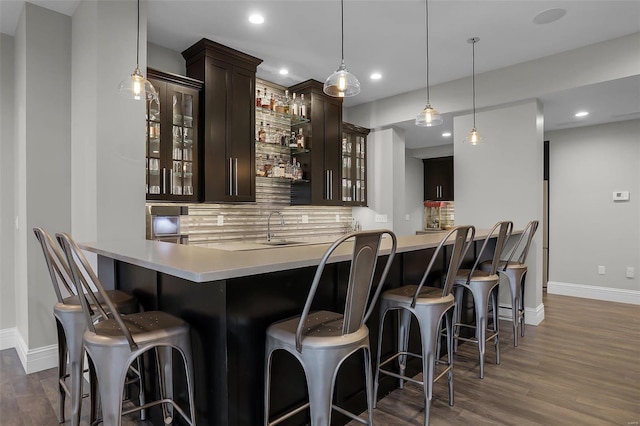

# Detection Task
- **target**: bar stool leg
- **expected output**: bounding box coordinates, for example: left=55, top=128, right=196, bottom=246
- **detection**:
left=452, top=286, right=464, bottom=354
left=418, top=312, right=438, bottom=426
left=363, top=347, right=374, bottom=426
left=55, top=321, right=67, bottom=424
left=304, top=353, right=337, bottom=426
left=520, top=271, right=527, bottom=337
left=156, top=346, right=174, bottom=423
left=471, top=287, right=490, bottom=379
left=444, top=309, right=454, bottom=406
left=491, top=287, right=500, bottom=365
left=397, top=309, right=412, bottom=390
left=90, top=350, right=130, bottom=426
left=373, top=308, right=389, bottom=408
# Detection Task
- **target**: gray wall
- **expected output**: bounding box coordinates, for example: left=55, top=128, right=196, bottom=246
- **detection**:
left=14, top=3, right=72, bottom=350
left=148, top=42, right=186, bottom=76
left=547, top=120, right=639, bottom=295
left=0, top=33, right=16, bottom=332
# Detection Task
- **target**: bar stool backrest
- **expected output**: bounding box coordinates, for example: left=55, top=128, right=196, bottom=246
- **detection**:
left=295, top=230, right=397, bottom=352
left=503, top=220, right=539, bottom=269
left=56, top=232, right=139, bottom=351
left=33, top=227, right=78, bottom=303
left=466, top=221, right=513, bottom=281
left=412, top=225, right=475, bottom=308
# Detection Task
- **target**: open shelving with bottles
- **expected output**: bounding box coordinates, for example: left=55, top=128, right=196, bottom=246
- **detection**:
left=255, top=78, right=311, bottom=183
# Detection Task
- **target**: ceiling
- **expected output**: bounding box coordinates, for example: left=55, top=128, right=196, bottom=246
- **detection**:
left=2, top=0, right=639, bottom=148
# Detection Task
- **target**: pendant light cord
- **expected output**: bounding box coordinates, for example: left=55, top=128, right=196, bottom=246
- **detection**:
left=341, top=0, right=345, bottom=62
left=472, top=39, right=476, bottom=128
left=425, top=0, right=430, bottom=103
left=136, top=0, right=140, bottom=67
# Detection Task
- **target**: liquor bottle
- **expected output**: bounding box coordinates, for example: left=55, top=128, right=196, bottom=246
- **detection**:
left=296, top=128, right=305, bottom=149
left=275, top=95, right=285, bottom=114
left=291, top=93, right=299, bottom=117
left=256, top=89, right=262, bottom=107
left=300, top=94, right=307, bottom=118
left=262, top=87, right=270, bottom=109
left=289, top=131, right=298, bottom=149
left=283, top=90, right=291, bottom=115
left=280, top=129, right=288, bottom=146
left=296, top=161, right=304, bottom=180
left=266, top=123, right=271, bottom=143
left=258, top=122, right=266, bottom=142
left=270, top=93, right=275, bottom=111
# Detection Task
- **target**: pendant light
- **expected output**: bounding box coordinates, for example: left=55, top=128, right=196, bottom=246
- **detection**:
left=464, top=37, right=482, bottom=145
left=117, top=0, right=157, bottom=101
left=415, top=0, right=442, bottom=127
left=323, top=0, right=360, bottom=98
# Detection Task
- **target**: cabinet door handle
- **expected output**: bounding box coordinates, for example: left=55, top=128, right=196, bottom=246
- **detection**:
left=330, top=170, right=334, bottom=200
left=325, top=170, right=330, bottom=200
left=162, top=168, right=167, bottom=194
left=352, top=185, right=356, bottom=202
left=234, top=158, right=238, bottom=196
left=228, top=158, right=233, bottom=196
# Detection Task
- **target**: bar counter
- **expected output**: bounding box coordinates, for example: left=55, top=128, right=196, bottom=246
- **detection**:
left=84, top=229, right=508, bottom=426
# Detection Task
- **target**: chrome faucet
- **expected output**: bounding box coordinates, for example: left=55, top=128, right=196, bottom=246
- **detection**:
left=267, top=211, right=285, bottom=242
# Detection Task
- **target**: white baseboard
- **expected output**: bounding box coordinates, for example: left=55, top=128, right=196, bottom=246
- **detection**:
left=0, top=328, right=16, bottom=350
left=498, top=302, right=545, bottom=326
left=14, top=331, right=58, bottom=374
left=547, top=281, right=640, bottom=305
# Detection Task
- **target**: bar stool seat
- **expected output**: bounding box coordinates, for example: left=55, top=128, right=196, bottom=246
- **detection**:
left=480, top=220, right=539, bottom=347
left=265, top=230, right=397, bottom=426
left=452, top=221, right=513, bottom=379
left=374, top=226, right=474, bottom=426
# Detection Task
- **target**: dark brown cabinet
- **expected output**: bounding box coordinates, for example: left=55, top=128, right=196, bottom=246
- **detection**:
left=183, top=39, right=262, bottom=202
left=289, top=80, right=343, bottom=206
left=145, top=68, right=202, bottom=202
left=423, top=156, right=454, bottom=201
left=341, top=123, right=369, bottom=206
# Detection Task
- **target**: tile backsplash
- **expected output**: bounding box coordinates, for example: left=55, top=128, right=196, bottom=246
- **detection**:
left=148, top=177, right=353, bottom=245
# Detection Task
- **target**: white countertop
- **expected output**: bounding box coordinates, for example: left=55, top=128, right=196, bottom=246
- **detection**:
left=81, top=229, right=504, bottom=283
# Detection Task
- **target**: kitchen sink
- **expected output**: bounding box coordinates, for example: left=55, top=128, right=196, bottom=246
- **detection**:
left=259, top=240, right=303, bottom=246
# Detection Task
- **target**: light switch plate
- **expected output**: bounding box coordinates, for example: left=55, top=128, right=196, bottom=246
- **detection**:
left=627, top=267, right=635, bottom=278
left=375, top=214, right=388, bottom=223
left=613, top=191, right=630, bottom=201
left=598, top=265, right=605, bottom=275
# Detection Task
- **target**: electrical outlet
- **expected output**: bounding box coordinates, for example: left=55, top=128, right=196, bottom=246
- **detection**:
left=405, top=214, right=410, bottom=221
left=626, top=267, right=635, bottom=278
left=598, top=265, right=605, bottom=275
left=375, top=214, right=388, bottom=223
left=301, top=215, right=309, bottom=224
left=217, top=215, right=224, bottom=226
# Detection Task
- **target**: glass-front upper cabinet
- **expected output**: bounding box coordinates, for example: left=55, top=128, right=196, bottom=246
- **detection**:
left=341, top=122, right=370, bottom=206
left=146, top=68, right=202, bottom=202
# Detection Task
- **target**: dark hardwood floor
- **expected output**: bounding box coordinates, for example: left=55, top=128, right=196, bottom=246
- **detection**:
left=0, top=293, right=638, bottom=425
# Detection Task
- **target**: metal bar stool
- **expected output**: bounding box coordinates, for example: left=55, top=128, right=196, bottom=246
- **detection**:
left=374, top=226, right=474, bottom=426
left=33, top=228, right=142, bottom=426
left=452, top=221, right=513, bottom=378
left=264, top=230, right=397, bottom=426
left=480, top=220, right=539, bottom=346
left=56, top=232, right=196, bottom=426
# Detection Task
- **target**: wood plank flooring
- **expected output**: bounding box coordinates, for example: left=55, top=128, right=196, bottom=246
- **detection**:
left=349, top=293, right=640, bottom=426
left=0, top=294, right=638, bottom=425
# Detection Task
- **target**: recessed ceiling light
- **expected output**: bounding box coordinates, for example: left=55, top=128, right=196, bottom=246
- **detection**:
left=442, top=132, right=452, bottom=137
left=370, top=72, right=382, bottom=80
left=533, top=8, right=566, bottom=25
left=249, top=14, right=264, bottom=24
left=575, top=111, right=589, bottom=117
left=279, top=69, right=289, bottom=75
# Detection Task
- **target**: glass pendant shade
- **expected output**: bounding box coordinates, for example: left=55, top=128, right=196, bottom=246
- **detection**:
left=118, top=66, right=157, bottom=101
left=415, top=103, right=443, bottom=127
left=464, top=127, right=483, bottom=145
left=117, top=0, right=157, bottom=102
left=324, top=61, right=361, bottom=98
